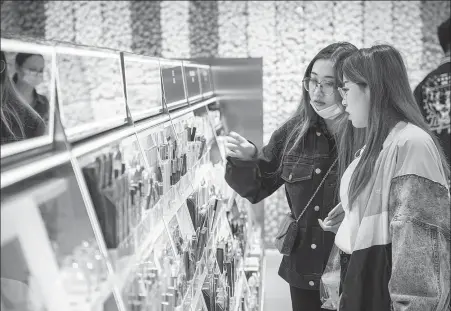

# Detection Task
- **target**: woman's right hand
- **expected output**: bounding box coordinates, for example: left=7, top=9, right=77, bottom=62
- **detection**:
left=224, top=131, right=257, bottom=161
left=318, top=202, right=345, bottom=234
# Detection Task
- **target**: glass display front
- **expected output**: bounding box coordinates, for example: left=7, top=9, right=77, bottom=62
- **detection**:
left=0, top=38, right=56, bottom=158
left=160, top=60, right=187, bottom=110
left=182, top=63, right=202, bottom=103
left=199, top=66, right=213, bottom=98
left=0, top=163, right=115, bottom=311
left=123, top=54, right=163, bottom=121
left=55, top=46, right=127, bottom=142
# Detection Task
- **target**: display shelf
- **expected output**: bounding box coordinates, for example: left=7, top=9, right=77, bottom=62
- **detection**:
left=116, top=221, right=166, bottom=293
left=168, top=96, right=218, bottom=120
left=66, top=272, right=114, bottom=311
left=232, top=272, right=246, bottom=311
left=1, top=35, right=265, bottom=311
left=187, top=206, right=225, bottom=311
left=191, top=268, right=208, bottom=311
left=70, top=126, right=137, bottom=158
left=0, top=151, right=71, bottom=189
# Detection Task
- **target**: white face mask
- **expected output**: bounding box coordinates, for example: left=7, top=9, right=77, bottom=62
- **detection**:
left=310, top=102, right=344, bottom=120
left=23, top=74, right=43, bottom=88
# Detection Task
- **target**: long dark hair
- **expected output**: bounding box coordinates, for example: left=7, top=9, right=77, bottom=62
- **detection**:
left=1, top=51, right=43, bottom=140
left=279, top=42, right=364, bottom=178
left=1, top=51, right=25, bottom=139
left=341, top=44, right=450, bottom=209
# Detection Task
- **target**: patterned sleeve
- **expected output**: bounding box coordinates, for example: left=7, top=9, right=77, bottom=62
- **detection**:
left=388, top=134, right=450, bottom=311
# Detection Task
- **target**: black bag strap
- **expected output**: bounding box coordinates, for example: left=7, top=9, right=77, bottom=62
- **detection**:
left=295, top=158, right=338, bottom=222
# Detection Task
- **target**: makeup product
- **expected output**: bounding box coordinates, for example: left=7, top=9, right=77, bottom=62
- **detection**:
left=196, top=227, right=208, bottom=261
left=190, top=127, right=197, bottom=141
left=198, top=137, right=206, bottom=160
left=186, top=195, right=197, bottom=229
left=225, top=286, right=231, bottom=311
left=216, top=244, right=224, bottom=274
left=113, top=150, right=122, bottom=179
left=225, top=262, right=233, bottom=296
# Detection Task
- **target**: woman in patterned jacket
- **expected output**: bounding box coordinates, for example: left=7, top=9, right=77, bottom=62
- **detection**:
left=321, top=44, right=450, bottom=311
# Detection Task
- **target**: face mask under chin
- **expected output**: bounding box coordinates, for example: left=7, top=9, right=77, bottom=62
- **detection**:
left=311, top=102, right=344, bottom=120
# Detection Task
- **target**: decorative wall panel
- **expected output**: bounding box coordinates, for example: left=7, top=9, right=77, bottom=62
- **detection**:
left=73, top=1, right=103, bottom=47
left=101, top=1, right=132, bottom=52
left=363, top=1, right=394, bottom=46
left=1, top=1, right=21, bottom=36
left=303, top=1, right=335, bottom=63
left=247, top=1, right=277, bottom=144
left=189, top=1, right=219, bottom=58
left=393, top=1, right=423, bottom=89
left=275, top=1, right=304, bottom=119
left=45, top=1, right=76, bottom=42
left=161, top=1, right=190, bottom=58
left=1, top=0, right=46, bottom=38
left=218, top=1, right=248, bottom=57
left=333, top=1, right=364, bottom=48
left=247, top=1, right=283, bottom=247
left=130, top=0, right=162, bottom=56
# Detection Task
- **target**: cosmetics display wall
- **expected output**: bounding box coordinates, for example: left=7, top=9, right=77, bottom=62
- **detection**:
left=0, top=37, right=264, bottom=311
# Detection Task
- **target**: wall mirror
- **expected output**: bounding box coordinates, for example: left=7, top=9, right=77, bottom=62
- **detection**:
left=122, top=53, right=163, bottom=122
left=1, top=38, right=56, bottom=158
left=55, top=46, right=127, bottom=142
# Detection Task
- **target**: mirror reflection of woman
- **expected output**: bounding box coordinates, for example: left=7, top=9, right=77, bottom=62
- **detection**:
left=1, top=51, right=46, bottom=144
left=13, top=53, right=49, bottom=124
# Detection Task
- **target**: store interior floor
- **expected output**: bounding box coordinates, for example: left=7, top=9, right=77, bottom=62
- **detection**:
left=262, top=249, right=292, bottom=311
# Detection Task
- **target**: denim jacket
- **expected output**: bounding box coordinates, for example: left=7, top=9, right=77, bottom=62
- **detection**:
left=333, top=122, right=451, bottom=311
left=225, top=115, right=340, bottom=290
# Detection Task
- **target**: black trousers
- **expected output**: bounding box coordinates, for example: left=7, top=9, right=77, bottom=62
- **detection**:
left=289, top=286, right=330, bottom=311
left=339, top=251, right=351, bottom=295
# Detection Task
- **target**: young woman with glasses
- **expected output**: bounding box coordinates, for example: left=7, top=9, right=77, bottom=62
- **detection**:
left=224, top=42, right=364, bottom=311
left=322, top=44, right=450, bottom=311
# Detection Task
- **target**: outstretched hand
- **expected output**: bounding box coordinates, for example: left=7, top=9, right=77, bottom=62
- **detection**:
left=224, top=131, right=257, bottom=161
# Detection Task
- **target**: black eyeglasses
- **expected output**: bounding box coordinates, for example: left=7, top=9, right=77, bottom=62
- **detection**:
left=303, top=77, right=336, bottom=96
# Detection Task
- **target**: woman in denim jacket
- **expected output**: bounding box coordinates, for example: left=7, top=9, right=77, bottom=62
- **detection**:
left=224, top=42, right=363, bottom=311
left=321, top=45, right=450, bottom=311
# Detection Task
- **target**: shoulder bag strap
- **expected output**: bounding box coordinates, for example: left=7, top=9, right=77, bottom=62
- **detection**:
left=296, top=158, right=338, bottom=222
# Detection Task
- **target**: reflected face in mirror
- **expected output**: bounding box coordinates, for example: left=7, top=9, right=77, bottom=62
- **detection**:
left=1, top=49, right=51, bottom=147
left=15, top=54, right=45, bottom=89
